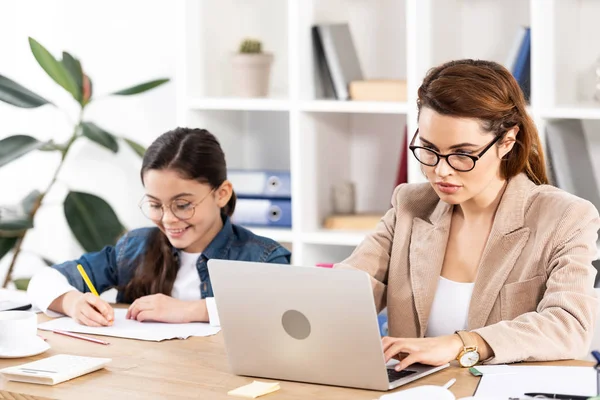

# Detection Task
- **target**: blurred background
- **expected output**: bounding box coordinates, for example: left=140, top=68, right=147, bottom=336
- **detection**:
left=2, top=0, right=600, bottom=296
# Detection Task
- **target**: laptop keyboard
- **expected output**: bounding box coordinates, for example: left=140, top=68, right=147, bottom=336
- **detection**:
left=387, top=368, right=416, bottom=382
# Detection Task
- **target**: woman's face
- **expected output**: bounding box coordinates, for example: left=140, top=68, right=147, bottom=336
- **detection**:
left=141, top=169, right=231, bottom=252
left=416, top=107, right=515, bottom=205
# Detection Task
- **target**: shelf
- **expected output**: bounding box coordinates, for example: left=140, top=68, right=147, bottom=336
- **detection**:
left=187, top=97, right=290, bottom=111
left=301, top=230, right=369, bottom=246
left=299, top=100, right=409, bottom=114
left=540, top=105, right=600, bottom=120
left=245, top=227, right=294, bottom=243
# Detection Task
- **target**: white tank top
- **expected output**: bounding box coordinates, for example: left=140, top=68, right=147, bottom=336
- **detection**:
left=425, top=276, right=475, bottom=337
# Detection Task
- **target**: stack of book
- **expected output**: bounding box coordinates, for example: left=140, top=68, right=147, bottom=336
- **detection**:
left=228, top=170, right=292, bottom=228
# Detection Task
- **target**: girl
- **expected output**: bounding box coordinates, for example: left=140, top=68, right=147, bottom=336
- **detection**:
left=336, top=59, right=600, bottom=369
left=28, top=127, right=291, bottom=326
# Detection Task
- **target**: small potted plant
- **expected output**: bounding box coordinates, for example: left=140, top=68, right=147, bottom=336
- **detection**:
left=232, top=38, right=273, bottom=98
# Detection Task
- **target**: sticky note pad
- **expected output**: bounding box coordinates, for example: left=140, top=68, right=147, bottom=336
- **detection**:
left=227, top=381, right=280, bottom=398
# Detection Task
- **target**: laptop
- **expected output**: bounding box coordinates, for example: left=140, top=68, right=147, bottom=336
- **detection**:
left=207, top=260, right=449, bottom=391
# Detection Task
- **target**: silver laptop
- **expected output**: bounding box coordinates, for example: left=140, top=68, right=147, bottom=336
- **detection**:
left=207, top=260, right=449, bottom=391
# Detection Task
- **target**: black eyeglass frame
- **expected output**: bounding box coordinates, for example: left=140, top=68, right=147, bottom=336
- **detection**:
left=408, top=128, right=504, bottom=172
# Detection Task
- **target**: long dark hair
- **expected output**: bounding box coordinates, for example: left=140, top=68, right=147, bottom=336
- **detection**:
left=417, top=59, right=548, bottom=185
left=122, top=127, right=236, bottom=302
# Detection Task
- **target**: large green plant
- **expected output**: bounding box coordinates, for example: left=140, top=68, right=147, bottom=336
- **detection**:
left=0, top=37, right=169, bottom=288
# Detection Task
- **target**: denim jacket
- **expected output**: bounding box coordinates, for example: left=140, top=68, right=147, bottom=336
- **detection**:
left=52, top=217, right=291, bottom=303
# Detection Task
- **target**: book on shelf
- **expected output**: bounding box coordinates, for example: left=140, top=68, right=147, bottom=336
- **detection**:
left=312, top=26, right=336, bottom=99
left=545, top=119, right=600, bottom=213
left=323, top=213, right=383, bottom=230
left=312, top=23, right=364, bottom=100
left=349, top=79, right=407, bottom=102
left=506, top=26, right=531, bottom=102
left=395, top=125, right=408, bottom=188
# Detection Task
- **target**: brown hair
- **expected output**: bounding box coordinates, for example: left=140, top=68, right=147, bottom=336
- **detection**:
left=122, top=127, right=236, bottom=302
left=417, top=59, right=548, bottom=185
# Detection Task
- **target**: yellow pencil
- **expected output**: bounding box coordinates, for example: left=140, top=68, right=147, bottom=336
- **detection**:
left=77, top=264, right=99, bottom=296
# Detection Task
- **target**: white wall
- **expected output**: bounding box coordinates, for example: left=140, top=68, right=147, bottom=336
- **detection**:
left=0, top=0, right=177, bottom=283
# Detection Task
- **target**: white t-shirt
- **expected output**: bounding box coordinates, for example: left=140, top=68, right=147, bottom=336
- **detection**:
left=27, top=250, right=219, bottom=325
left=425, top=276, right=475, bottom=337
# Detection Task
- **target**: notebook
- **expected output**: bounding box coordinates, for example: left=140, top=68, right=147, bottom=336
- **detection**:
left=227, top=381, right=281, bottom=398
left=0, top=354, right=111, bottom=385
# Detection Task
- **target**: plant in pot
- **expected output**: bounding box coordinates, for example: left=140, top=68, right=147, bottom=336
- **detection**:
left=232, top=38, right=273, bottom=98
left=0, top=37, right=170, bottom=290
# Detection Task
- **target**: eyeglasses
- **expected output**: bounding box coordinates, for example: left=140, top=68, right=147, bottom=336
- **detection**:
left=408, top=129, right=503, bottom=172
left=139, top=189, right=216, bottom=221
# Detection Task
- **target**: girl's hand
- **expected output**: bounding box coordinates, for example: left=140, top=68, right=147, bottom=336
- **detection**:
left=62, top=291, right=114, bottom=327
left=381, top=334, right=464, bottom=371
left=126, top=293, right=204, bottom=323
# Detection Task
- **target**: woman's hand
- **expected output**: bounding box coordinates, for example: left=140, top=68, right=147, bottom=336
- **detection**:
left=126, top=293, right=207, bottom=323
left=382, top=334, right=464, bottom=371
left=60, top=291, right=114, bottom=327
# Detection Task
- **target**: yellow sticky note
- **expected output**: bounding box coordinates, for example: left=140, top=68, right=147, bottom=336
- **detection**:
left=227, top=381, right=281, bottom=398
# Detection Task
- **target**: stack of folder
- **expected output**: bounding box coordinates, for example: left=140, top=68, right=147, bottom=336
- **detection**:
left=229, top=170, right=292, bottom=228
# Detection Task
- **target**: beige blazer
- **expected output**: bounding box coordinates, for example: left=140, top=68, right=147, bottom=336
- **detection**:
left=335, top=173, right=600, bottom=364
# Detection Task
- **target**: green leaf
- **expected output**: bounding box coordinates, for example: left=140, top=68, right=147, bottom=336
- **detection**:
left=0, top=135, right=46, bottom=167
left=112, top=78, right=169, bottom=96
left=22, top=190, right=42, bottom=215
left=123, top=138, right=146, bottom=158
left=64, top=191, right=125, bottom=252
left=13, top=278, right=30, bottom=291
left=80, top=122, right=119, bottom=153
left=0, top=74, right=52, bottom=108
left=0, top=237, right=17, bottom=261
left=0, top=190, right=41, bottom=232
left=60, top=51, right=83, bottom=103
left=28, top=37, right=79, bottom=101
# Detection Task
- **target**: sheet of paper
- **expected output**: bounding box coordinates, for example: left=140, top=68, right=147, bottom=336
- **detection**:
left=37, top=309, right=221, bottom=341
left=227, top=381, right=280, bottom=398
left=474, top=365, right=596, bottom=398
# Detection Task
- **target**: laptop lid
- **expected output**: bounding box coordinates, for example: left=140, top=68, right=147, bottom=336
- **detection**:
left=208, top=260, right=393, bottom=390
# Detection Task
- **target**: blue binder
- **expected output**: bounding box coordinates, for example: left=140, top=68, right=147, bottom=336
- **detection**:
left=228, top=170, right=291, bottom=199
left=232, top=198, right=292, bottom=227
left=512, top=27, right=531, bottom=101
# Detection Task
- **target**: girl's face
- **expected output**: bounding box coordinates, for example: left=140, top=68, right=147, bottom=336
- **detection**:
left=141, top=169, right=232, bottom=253
left=416, top=107, right=516, bottom=206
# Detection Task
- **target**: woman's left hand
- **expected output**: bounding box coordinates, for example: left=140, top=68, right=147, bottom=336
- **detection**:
left=126, top=293, right=196, bottom=323
left=382, top=334, right=464, bottom=371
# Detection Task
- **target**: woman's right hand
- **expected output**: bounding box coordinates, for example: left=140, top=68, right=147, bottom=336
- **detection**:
left=57, top=291, right=114, bottom=327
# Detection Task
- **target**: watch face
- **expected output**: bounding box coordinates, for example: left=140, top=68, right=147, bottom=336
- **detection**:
left=460, top=351, right=480, bottom=367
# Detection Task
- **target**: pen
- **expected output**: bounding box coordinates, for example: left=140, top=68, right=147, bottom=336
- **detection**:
left=523, top=393, right=589, bottom=400
left=77, top=264, right=99, bottom=296
left=53, top=329, right=110, bottom=345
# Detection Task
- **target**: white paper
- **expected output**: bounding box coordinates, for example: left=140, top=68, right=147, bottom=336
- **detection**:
left=474, top=365, right=596, bottom=398
left=37, top=309, right=221, bottom=341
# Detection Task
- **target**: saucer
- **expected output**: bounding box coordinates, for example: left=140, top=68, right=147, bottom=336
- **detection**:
left=0, top=335, right=51, bottom=358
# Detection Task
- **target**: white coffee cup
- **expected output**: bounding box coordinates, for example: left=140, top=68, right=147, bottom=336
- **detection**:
left=0, top=311, right=49, bottom=358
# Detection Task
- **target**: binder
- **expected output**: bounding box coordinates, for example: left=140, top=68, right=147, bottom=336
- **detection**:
left=312, top=23, right=364, bottom=100
left=511, top=27, right=531, bottom=102
left=232, top=198, right=292, bottom=227
left=228, top=170, right=291, bottom=199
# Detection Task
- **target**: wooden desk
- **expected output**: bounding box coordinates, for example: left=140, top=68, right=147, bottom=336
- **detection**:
left=0, top=313, right=593, bottom=400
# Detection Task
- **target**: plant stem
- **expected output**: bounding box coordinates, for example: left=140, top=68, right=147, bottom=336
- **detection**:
left=2, top=108, right=84, bottom=288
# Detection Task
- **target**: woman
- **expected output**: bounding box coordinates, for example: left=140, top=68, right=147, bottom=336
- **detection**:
left=335, top=59, right=600, bottom=370
left=28, top=127, right=291, bottom=326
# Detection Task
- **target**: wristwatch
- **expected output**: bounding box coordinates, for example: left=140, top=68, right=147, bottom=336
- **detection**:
left=455, top=330, right=480, bottom=368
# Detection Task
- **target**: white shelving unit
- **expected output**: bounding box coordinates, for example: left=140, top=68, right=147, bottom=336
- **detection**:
left=176, top=0, right=600, bottom=266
